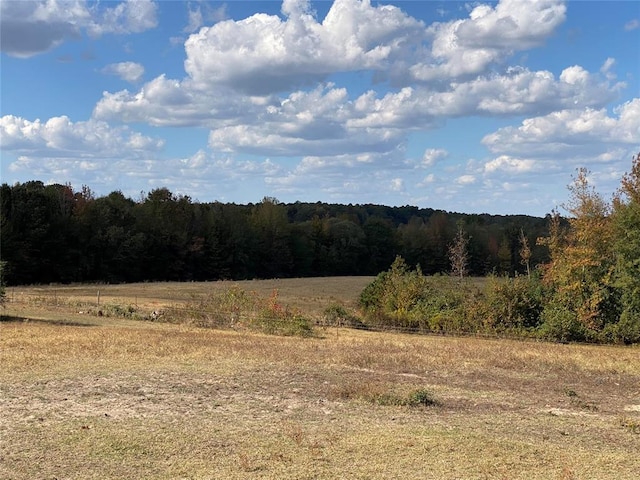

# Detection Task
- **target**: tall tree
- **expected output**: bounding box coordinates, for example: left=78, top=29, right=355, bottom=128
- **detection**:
left=611, top=152, right=640, bottom=341
left=541, top=169, right=618, bottom=333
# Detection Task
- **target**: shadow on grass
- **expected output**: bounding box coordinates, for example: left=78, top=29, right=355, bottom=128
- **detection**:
left=0, top=314, right=96, bottom=327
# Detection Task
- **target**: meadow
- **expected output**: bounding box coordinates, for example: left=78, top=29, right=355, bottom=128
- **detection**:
left=1, top=278, right=639, bottom=479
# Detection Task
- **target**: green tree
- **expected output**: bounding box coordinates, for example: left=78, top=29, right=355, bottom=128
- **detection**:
left=250, top=197, right=293, bottom=278
left=610, top=152, right=640, bottom=342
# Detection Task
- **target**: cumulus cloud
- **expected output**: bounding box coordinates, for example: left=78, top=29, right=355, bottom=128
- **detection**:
left=422, top=148, right=448, bottom=167
left=483, top=155, right=536, bottom=174
left=95, top=62, right=622, bottom=162
left=412, top=0, right=566, bottom=81
left=183, top=0, right=424, bottom=94
left=0, top=115, right=163, bottom=157
left=101, top=62, right=145, bottom=83
left=482, top=99, right=640, bottom=154
left=181, top=0, right=568, bottom=94
left=456, top=175, right=476, bottom=185
left=479, top=98, right=640, bottom=203
left=0, top=0, right=158, bottom=58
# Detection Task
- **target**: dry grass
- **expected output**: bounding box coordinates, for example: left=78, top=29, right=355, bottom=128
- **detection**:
left=1, top=278, right=639, bottom=479
left=5, top=277, right=374, bottom=316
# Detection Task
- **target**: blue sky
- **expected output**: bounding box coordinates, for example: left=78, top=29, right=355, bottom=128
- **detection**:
left=1, top=0, right=638, bottom=215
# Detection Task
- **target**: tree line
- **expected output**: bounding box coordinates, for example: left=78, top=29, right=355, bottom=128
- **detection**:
left=1, top=181, right=551, bottom=286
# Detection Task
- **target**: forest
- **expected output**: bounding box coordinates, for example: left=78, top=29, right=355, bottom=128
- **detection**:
left=1, top=181, right=550, bottom=286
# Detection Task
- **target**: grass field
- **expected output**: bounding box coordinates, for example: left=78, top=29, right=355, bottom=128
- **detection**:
left=1, top=278, right=639, bottom=479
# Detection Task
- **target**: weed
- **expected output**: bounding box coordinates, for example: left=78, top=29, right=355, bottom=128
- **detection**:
left=171, top=287, right=315, bottom=337
left=619, top=417, right=640, bottom=434
left=330, top=381, right=436, bottom=408
left=321, top=304, right=365, bottom=328
left=563, top=389, right=598, bottom=412
left=406, top=388, right=437, bottom=407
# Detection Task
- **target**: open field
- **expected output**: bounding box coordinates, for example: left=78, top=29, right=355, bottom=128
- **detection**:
left=3, top=277, right=375, bottom=322
left=1, top=278, right=639, bottom=479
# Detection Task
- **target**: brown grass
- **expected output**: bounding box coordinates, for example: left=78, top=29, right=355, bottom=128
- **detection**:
left=1, top=278, right=639, bottom=479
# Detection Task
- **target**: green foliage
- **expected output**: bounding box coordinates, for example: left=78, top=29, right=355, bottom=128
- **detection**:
left=405, top=388, right=437, bottom=407
left=538, top=301, right=587, bottom=343
left=366, top=388, right=437, bottom=408
left=479, top=273, right=546, bottom=333
left=178, top=286, right=253, bottom=328
left=359, top=257, right=473, bottom=333
left=1, top=181, right=550, bottom=285
left=611, top=153, right=640, bottom=341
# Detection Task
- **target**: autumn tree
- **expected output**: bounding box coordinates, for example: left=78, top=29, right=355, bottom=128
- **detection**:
left=519, top=229, right=532, bottom=278
left=539, top=169, right=619, bottom=339
left=449, top=223, right=469, bottom=279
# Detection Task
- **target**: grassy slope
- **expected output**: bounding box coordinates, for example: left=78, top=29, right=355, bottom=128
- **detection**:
left=1, top=278, right=639, bottom=479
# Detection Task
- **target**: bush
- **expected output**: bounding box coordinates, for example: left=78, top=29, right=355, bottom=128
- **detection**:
left=322, top=304, right=365, bottom=328
left=172, top=287, right=315, bottom=337
left=358, top=257, right=476, bottom=333
left=538, top=302, right=586, bottom=343
left=479, top=273, right=545, bottom=333
left=252, top=290, right=314, bottom=337
left=600, top=309, right=640, bottom=345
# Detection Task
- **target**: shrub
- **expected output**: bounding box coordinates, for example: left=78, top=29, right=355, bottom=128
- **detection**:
left=322, top=304, right=365, bottom=328
left=538, top=302, right=586, bottom=343
left=479, top=273, right=545, bottom=333
left=359, top=257, right=476, bottom=333
left=406, top=388, right=437, bottom=407
left=172, top=287, right=315, bottom=337
left=600, top=309, right=640, bottom=345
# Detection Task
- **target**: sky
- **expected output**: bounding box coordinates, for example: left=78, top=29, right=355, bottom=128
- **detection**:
left=1, top=0, right=639, bottom=216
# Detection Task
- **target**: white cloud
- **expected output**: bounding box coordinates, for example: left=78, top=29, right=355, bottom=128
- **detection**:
left=87, top=0, right=158, bottom=37
left=417, top=174, right=436, bottom=187
left=479, top=99, right=640, bottom=206
left=456, top=174, right=476, bottom=185
left=101, top=62, right=145, bottom=83
left=0, top=0, right=158, bottom=58
left=94, top=63, right=622, bottom=163
left=0, top=115, right=163, bottom=157
left=482, top=99, right=640, bottom=154
left=412, top=0, right=566, bottom=81
left=483, top=155, right=536, bottom=174
left=600, top=57, right=616, bottom=74
left=390, top=177, right=404, bottom=191
left=183, top=0, right=424, bottom=94
left=422, top=148, right=448, bottom=167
